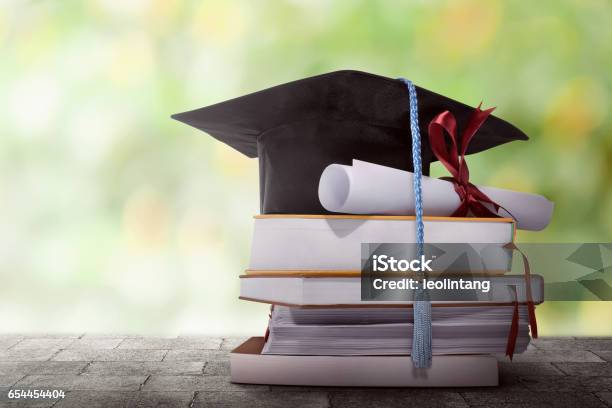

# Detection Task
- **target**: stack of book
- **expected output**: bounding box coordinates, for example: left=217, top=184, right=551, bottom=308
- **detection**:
left=231, top=215, right=542, bottom=387
left=171, top=70, right=549, bottom=387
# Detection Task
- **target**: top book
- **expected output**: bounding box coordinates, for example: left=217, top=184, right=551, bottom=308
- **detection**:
left=249, top=215, right=515, bottom=272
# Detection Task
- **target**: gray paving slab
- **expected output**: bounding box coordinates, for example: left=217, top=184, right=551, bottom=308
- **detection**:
left=65, top=338, right=124, bottom=350
left=193, top=390, right=329, bottom=408
left=500, top=349, right=606, bottom=363
left=552, top=362, right=612, bottom=376
left=10, top=339, right=74, bottom=351
left=594, top=351, right=612, bottom=363
left=533, top=337, right=612, bottom=351
left=0, top=335, right=608, bottom=407
left=203, top=360, right=230, bottom=376
left=95, top=349, right=169, bottom=362
left=519, top=375, right=612, bottom=393
left=118, top=337, right=222, bottom=350
left=329, top=389, right=468, bottom=408
left=50, top=390, right=195, bottom=408
left=498, top=362, right=565, bottom=377
left=51, top=349, right=169, bottom=362
left=21, top=334, right=82, bottom=339
left=0, top=349, right=58, bottom=362
left=128, top=391, right=195, bottom=408
left=142, top=375, right=268, bottom=392
left=0, top=338, right=22, bottom=351
left=0, top=386, right=61, bottom=408
left=14, top=375, right=147, bottom=391
left=461, top=390, right=607, bottom=407
left=85, top=361, right=204, bottom=376
left=163, top=349, right=227, bottom=362
left=52, top=391, right=134, bottom=407
left=49, top=350, right=99, bottom=362
left=0, top=375, right=24, bottom=388
left=596, top=391, right=612, bottom=406
left=20, top=361, right=87, bottom=375
left=78, top=334, right=131, bottom=339
left=0, top=364, right=39, bottom=376
left=196, top=375, right=270, bottom=392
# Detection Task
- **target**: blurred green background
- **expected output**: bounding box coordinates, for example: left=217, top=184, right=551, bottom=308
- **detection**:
left=0, top=0, right=610, bottom=336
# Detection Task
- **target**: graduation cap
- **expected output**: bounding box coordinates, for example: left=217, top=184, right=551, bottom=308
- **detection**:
left=172, top=70, right=528, bottom=214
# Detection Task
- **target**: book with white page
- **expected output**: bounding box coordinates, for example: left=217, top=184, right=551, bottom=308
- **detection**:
left=231, top=337, right=499, bottom=387
left=262, top=305, right=531, bottom=355
left=249, top=215, right=516, bottom=272
left=239, top=274, right=543, bottom=306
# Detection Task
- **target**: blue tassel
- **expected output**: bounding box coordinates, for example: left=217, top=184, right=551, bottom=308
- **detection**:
left=398, top=78, right=432, bottom=368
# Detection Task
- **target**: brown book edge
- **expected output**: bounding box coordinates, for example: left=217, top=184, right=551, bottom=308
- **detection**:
left=253, top=214, right=514, bottom=223
left=231, top=337, right=497, bottom=358
left=252, top=214, right=517, bottom=242
left=243, top=270, right=509, bottom=278
left=238, top=296, right=540, bottom=308
left=232, top=336, right=265, bottom=355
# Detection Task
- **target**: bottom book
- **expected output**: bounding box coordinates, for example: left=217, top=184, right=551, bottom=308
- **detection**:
left=231, top=337, right=499, bottom=387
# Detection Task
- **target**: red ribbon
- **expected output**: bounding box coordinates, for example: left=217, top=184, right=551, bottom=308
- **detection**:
left=264, top=306, right=273, bottom=342
left=428, top=104, right=505, bottom=218
left=428, top=106, right=538, bottom=359
left=505, top=243, right=538, bottom=339
left=506, top=293, right=519, bottom=360
left=504, top=242, right=539, bottom=360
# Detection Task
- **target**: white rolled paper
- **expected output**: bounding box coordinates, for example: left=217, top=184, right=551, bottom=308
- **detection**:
left=318, top=160, right=553, bottom=231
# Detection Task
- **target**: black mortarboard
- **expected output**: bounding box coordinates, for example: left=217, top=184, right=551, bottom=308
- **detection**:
left=172, top=70, right=528, bottom=214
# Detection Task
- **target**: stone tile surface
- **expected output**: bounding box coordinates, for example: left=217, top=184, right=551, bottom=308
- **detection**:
left=51, top=349, right=168, bottom=362
left=502, top=349, right=605, bottom=363
left=52, top=391, right=134, bottom=407
left=118, top=337, right=222, bottom=350
left=594, top=351, right=612, bottom=363
left=85, top=361, right=204, bottom=376
left=0, top=375, right=24, bottom=388
left=520, top=375, right=612, bottom=393
left=128, top=391, right=194, bottom=408
left=329, top=389, right=468, bottom=408
left=461, top=390, right=607, bottom=407
left=65, top=338, right=124, bottom=350
left=34, top=362, right=88, bottom=376
left=498, top=362, right=565, bottom=377
left=203, top=360, right=230, bottom=376
left=51, top=390, right=194, bottom=408
left=596, top=391, right=612, bottom=406
left=163, top=349, right=226, bottom=362
left=94, top=349, right=168, bottom=362
left=49, top=350, right=99, bottom=362
left=0, top=338, right=22, bottom=351
left=143, top=375, right=268, bottom=392
left=14, top=375, right=147, bottom=391
left=533, top=337, right=612, bottom=351
left=193, top=390, right=329, bottom=408
left=0, top=349, right=58, bottom=362
left=0, top=363, right=39, bottom=376
left=10, top=339, right=74, bottom=351
left=0, top=335, right=608, bottom=407
left=0, top=386, right=61, bottom=407
left=552, top=362, right=612, bottom=376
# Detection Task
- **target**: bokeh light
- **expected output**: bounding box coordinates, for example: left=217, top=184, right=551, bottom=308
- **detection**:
left=0, top=0, right=610, bottom=335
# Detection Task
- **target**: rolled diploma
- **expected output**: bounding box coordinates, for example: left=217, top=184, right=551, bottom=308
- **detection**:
left=318, top=160, right=554, bottom=231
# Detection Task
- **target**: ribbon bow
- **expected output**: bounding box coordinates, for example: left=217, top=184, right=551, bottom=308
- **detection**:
left=428, top=104, right=504, bottom=218
left=428, top=107, right=538, bottom=359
